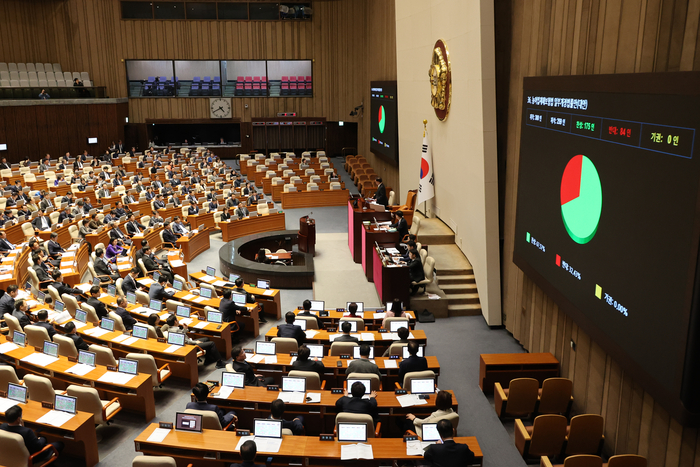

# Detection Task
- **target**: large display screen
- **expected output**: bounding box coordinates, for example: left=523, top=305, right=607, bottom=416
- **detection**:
left=370, top=81, right=399, bottom=165
left=513, top=73, right=700, bottom=423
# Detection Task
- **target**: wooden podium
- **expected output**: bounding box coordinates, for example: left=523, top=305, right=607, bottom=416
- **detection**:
left=298, top=216, right=316, bottom=255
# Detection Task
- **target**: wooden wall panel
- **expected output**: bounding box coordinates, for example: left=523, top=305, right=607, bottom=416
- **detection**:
left=501, top=1, right=700, bottom=464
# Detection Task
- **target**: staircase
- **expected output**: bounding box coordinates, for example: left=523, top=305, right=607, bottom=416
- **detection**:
left=438, top=267, right=482, bottom=316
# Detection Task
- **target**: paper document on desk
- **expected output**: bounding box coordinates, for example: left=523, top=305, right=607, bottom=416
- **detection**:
left=132, top=306, right=152, bottom=315
left=373, top=312, right=386, bottom=319
left=164, top=345, right=181, bottom=354
left=52, top=311, right=72, bottom=324
left=37, top=410, right=74, bottom=427
left=62, top=251, right=76, bottom=257
left=193, top=321, right=208, bottom=329
left=66, top=363, right=95, bottom=376
left=72, top=320, right=88, bottom=329
left=253, top=437, right=283, bottom=453
left=263, top=290, right=274, bottom=296
left=179, top=318, right=193, bottom=326
left=360, top=333, right=375, bottom=341
left=68, top=243, right=79, bottom=251
left=192, top=296, right=207, bottom=303
left=75, top=284, right=92, bottom=293
left=21, top=353, right=59, bottom=367
left=165, top=288, right=177, bottom=294
left=181, top=294, right=196, bottom=301
left=59, top=269, right=73, bottom=275
left=306, top=392, right=321, bottom=403
left=98, top=371, right=134, bottom=385
left=235, top=436, right=255, bottom=451
left=117, top=264, right=131, bottom=270
left=85, top=328, right=111, bottom=338
left=341, top=443, right=374, bottom=460
left=396, top=394, right=428, bottom=408
left=122, top=337, right=139, bottom=346
left=0, top=397, right=19, bottom=412
left=200, top=274, right=216, bottom=282
left=289, top=356, right=297, bottom=364
left=304, top=330, right=319, bottom=339
left=246, top=353, right=264, bottom=364
left=170, top=260, right=184, bottom=267
left=383, top=359, right=398, bottom=368
left=0, top=273, right=13, bottom=280
left=213, top=280, right=228, bottom=287
left=277, top=392, right=304, bottom=404
left=0, top=342, right=19, bottom=354
left=214, top=386, right=234, bottom=399
left=146, top=428, right=171, bottom=443
left=264, top=355, right=277, bottom=364
left=381, top=332, right=399, bottom=340
left=376, top=221, right=391, bottom=226
left=406, top=440, right=433, bottom=456
left=140, top=278, right=155, bottom=286
left=110, top=334, right=130, bottom=343
left=386, top=248, right=400, bottom=254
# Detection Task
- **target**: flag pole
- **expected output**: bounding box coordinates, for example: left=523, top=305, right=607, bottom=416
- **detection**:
left=423, top=119, right=427, bottom=217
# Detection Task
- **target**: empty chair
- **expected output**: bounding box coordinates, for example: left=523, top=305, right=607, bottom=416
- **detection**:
left=126, top=353, right=171, bottom=388
left=132, top=456, right=178, bottom=467
left=540, top=455, right=603, bottom=467
left=27, top=63, right=36, bottom=72
left=35, top=63, right=44, bottom=72
left=606, top=455, right=647, bottom=467
left=17, top=63, right=26, bottom=72
left=25, top=374, right=61, bottom=404
left=72, top=72, right=81, bottom=80
left=565, top=414, right=605, bottom=456
left=63, top=71, right=72, bottom=82
left=330, top=341, right=359, bottom=356
left=8, top=63, right=17, bottom=72
left=0, top=63, right=7, bottom=72
left=66, top=385, right=122, bottom=425
left=515, top=414, right=568, bottom=461
left=538, top=377, right=573, bottom=416
left=199, top=282, right=218, bottom=298
left=495, top=377, right=540, bottom=419
left=257, top=203, right=270, bottom=215
left=81, top=72, right=90, bottom=81
left=288, top=370, right=325, bottom=390
left=335, top=413, right=380, bottom=438
left=89, top=344, right=117, bottom=367
left=108, top=312, right=127, bottom=332
left=293, top=315, right=319, bottom=330
left=0, top=365, right=23, bottom=392
left=24, top=325, right=51, bottom=348
left=271, top=337, right=298, bottom=353
left=0, top=429, right=59, bottom=466
left=52, top=63, right=61, bottom=72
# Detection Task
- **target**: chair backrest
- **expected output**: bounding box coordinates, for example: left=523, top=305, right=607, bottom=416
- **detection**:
left=562, top=455, right=603, bottom=467
left=89, top=344, right=117, bottom=367
left=383, top=317, right=409, bottom=330
left=54, top=334, right=78, bottom=358
left=565, top=414, right=604, bottom=456
left=3, top=314, right=22, bottom=340
left=271, top=337, right=298, bottom=353
left=294, top=315, right=318, bottom=330
left=335, top=412, right=375, bottom=438
left=137, top=258, right=148, bottom=277
left=415, top=411, right=459, bottom=438
left=66, top=385, right=107, bottom=424
left=348, top=372, right=380, bottom=391
left=409, top=216, right=421, bottom=236
left=199, top=282, right=218, bottom=298
left=329, top=341, right=359, bottom=356
left=108, top=311, right=127, bottom=332
left=116, top=277, right=125, bottom=296
left=136, top=290, right=150, bottom=306
left=24, top=374, right=56, bottom=403
left=402, top=370, right=435, bottom=390
left=504, top=378, right=540, bottom=416
left=184, top=408, right=222, bottom=430
left=257, top=203, right=270, bottom=215
left=24, top=324, right=50, bottom=348
left=388, top=190, right=396, bottom=205
left=606, top=454, right=647, bottom=467
left=288, top=370, right=322, bottom=390
left=388, top=342, right=408, bottom=356
left=340, top=316, right=365, bottom=331
left=60, top=293, right=78, bottom=318
left=132, top=455, right=178, bottom=467
left=22, top=222, right=35, bottom=240
left=82, top=303, right=100, bottom=323
left=0, top=365, right=22, bottom=392
left=47, top=284, right=61, bottom=304
left=423, top=256, right=436, bottom=282
left=538, top=377, right=573, bottom=415
left=0, top=430, right=32, bottom=466
left=529, top=414, right=568, bottom=457
left=126, top=353, right=159, bottom=387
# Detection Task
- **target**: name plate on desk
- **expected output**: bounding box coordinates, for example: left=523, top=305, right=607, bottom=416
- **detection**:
left=403, top=435, right=418, bottom=442
left=327, top=327, right=336, bottom=333
left=289, top=352, right=298, bottom=357
left=266, top=385, right=279, bottom=391
left=236, top=429, right=250, bottom=436
left=159, top=422, right=173, bottom=430
left=336, top=308, right=345, bottom=313
left=390, top=355, right=400, bottom=359
left=0, top=391, right=6, bottom=398
left=244, top=348, right=254, bottom=354
left=67, top=356, right=78, bottom=363
left=339, top=354, right=351, bottom=359
left=34, top=346, right=42, bottom=352
left=319, top=311, right=329, bottom=317
left=107, top=365, right=117, bottom=372
left=331, top=388, right=343, bottom=394
left=157, top=338, right=166, bottom=343
left=41, top=402, right=54, bottom=409
left=378, top=329, right=388, bottom=333
left=319, top=434, right=335, bottom=441
left=395, top=389, right=407, bottom=395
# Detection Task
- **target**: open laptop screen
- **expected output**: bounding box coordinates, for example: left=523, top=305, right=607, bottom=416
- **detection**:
left=132, top=324, right=149, bottom=340
left=281, top=376, right=306, bottom=393
left=78, top=350, right=96, bottom=367
left=337, top=422, right=367, bottom=442
left=118, top=358, right=139, bottom=375
left=309, top=300, right=324, bottom=312
left=231, top=293, right=246, bottom=306
left=353, top=346, right=374, bottom=359
left=12, top=331, right=25, bottom=347
left=54, top=394, right=77, bottom=414
left=206, top=266, right=216, bottom=276
left=254, top=419, right=282, bottom=438
left=347, top=379, right=371, bottom=395
left=307, top=344, right=324, bottom=359
left=292, top=319, right=307, bottom=330
left=176, top=305, right=191, bottom=318
left=389, top=320, right=410, bottom=332
left=100, top=317, right=115, bottom=331
left=175, top=412, right=203, bottom=433
left=421, top=423, right=441, bottom=442
left=221, top=372, right=245, bottom=388
left=402, top=345, right=425, bottom=358
left=43, top=341, right=59, bottom=357
left=126, top=292, right=137, bottom=305
left=107, top=284, right=116, bottom=297
left=55, top=300, right=65, bottom=312
left=207, top=310, right=222, bottom=324
left=255, top=341, right=276, bottom=355
left=346, top=302, right=364, bottom=312
left=410, top=378, right=435, bottom=394
left=75, top=309, right=87, bottom=323
left=199, top=287, right=212, bottom=299
left=167, top=332, right=186, bottom=347
left=7, top=383, right=27, bottom=403
left=149, top=299, right=162, bottom=311
left=339, top=320, right=358, bottom=332
left=173, top=280, right=184, bottom=291
left=256, top=279, right=270, bottom=289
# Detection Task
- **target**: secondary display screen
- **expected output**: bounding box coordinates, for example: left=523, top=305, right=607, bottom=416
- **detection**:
left=370, top=81, right=399, bottom=165
left=513, top=73, right=700, bottom=421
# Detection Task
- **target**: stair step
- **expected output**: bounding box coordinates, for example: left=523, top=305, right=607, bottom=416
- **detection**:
left=436, top=269, right=473, bottom=276
left=445, top=293, right=481, bottom=305
left=438, top=275, right=475, bottom=285
left=447, top=303, right=482, bottom=316
left=440, top=284, right=478, bottom=294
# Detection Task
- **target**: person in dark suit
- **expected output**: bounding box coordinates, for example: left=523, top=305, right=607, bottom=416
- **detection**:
left=125, top=214, right=145, bottom=236
left=187, top=203, right=200, bottom=216
left=390, top=210, right=409, bottom=240
left=94, top=248, right=120, bottom=282
left=162, top=222, right=179, bottom=246
left=298, top=299, right=323, bottom=329
left=50, top=270, right=86, bottom=301
left=277, top=311, right=305, bottom=346
left=0, top=232, right=15, bottom=255
left=149, top=275, right=175, bottom=301
left=231, top=346, right=275, bottom=387
left=398, top=341, right=428, bottom=383
left=32, top=210, right=52, bottom=231
left=292, top=344, right=325, bottom=381
left=0, top=158, right=10, bottom=170
left=31, top=255, right=53, bottom=284
left=186, top=383, right=237, bottom=430
left=408, top=249, right=425, bottom=294
left=0, top=406, right=63, bottom=461
left=334, top=321, right=359, bottom=343
left=270, top=399, right=304, bottom=435
left=220, top=207, right=232, bottom=221
left=334, top=381, right=379, bottom=424
left=57, top=207, right=73, bottom=224
left=374, top=178, right=388, bottom=206
left=47, top=232, right=64, bottom=260
left=122, top=267, right=140, bottom=295
left=12, top=300, right=32, bottom=328
left=87, top=285, right=109, bottom=319
left=231, top=440, right=265, bottom=467
left=63, top=321, right=89, bottom=351
left=423, top=419, right=475, bottom=467
left=34, top=309, right=57, bottom=339
left=152, top=194, right=165, bottom=209
left=220, top=290, right=247, bottom=334
left=346, top=344, right=382, bottom=379
left=113, top=296, right=136, bottom=331
left=141, top=246, right=174, bottom=283
left=113, top=202, right=126, bottom=219
left=0, top=285, right=18, bottom=317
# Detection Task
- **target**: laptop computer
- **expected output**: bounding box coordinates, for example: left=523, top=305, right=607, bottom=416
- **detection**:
left=281, top=376, right=306, bottom=393
left=338, top=320, right=358, bottom=332
left=153, top=271, right=161, bottom=282
left=149, top=298, right=162, bottom=311
left=346, top=302, right=364, bottom=312
left=92, top=277, right=101, bottom=287
left=176, top=305, right=191, bottom=318
left=126, top=292, right=137, bottom=305
left=402, top=345, right=425, bottom=358
left=410, top=378, right=435, bottom=394
left=229, top=273, right=240, bottom=282
left=12, top=331, right=26, bottom=347
left=43, top=341, right=59, bottom=358
left=292, top=319, right=307, bottom=331
left=199, top=287, right=212, bottom=299
left=107, top=284, right=117, bottom=297
left=337, top=422, right=368, bottom=442
left=36, top=291, right=45, bottom=305
left=172, top=280, right=184, bottom=291
left=221, top=372, right=245, bottom=388
left=389, top=320, right=410, bottom=332
left=257, top=279, right=270, bottom=289
left=100, top=317, right=115, bottom=331
left=309, top=300, right=325, bottom=312
left=7, top=382, right=27, bottom=404
left=255, top=341, right=276, bottom=355
left=207, top=310, right=222, bottom=324
left=306, top=344, right=324, bottom=360
left=54, top=394, right=77, bottom=415
left=353, top=346, right=374, bottom=359
left=132, top=324, right=149, bottom=340
left=78, top=350, right=96, bottom=367
left=175, top=412, right=203, bottom=433
left=205, top=266, right=216, bottom=276
left=231, top=292, right=246, bottom=306
left=118, top=358, right=139, bottom=375
left=253, top=418, right=283, bottom=439
left=75, top=309, right=88, bottom=323
left=347, top=379, right=372, bottom=395
left=54, top=300, right=65, bottom=313
left=167, top=332, right=186, bottom=347
left=421, top=423, right=441, bottom=442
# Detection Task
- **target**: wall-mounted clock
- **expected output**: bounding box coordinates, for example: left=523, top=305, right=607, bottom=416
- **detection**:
left=210, top=97, right=232, bottom=119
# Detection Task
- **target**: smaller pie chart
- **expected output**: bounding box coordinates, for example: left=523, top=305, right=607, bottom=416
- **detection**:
left=378, top=105, right=386, bottom=134
left=560, top=155, right=602, bottom=244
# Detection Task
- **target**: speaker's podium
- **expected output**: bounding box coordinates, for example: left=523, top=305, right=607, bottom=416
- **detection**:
left=298, top=216, right=316, bottom=255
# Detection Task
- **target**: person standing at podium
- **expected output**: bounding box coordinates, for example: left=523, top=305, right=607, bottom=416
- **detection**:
left=375, top=178, right=388, bottom=206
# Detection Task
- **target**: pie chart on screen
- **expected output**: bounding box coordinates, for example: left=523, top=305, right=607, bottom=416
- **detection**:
left=560, top=155, right=602, bottom=244
left=378, top=105, right=386, bottom=133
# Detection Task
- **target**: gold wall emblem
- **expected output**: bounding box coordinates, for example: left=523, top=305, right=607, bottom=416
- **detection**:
left=429, top=39, right=451, bottom=121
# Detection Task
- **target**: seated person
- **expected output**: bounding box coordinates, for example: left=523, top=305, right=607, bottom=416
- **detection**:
left=161, top=314, right=226, bottom=368
left=334, top=321, right=359, bottom=343
left=276, top=311, right=305, bottom=346
left=254, top=248, right=271, bottom=264
left=404, top=390, right=456, bottom=435
left=186, top=382, right=237, bottom=430
left=382, top=298, right=408, bottom=329
left=270, top=399, right=304, bottom=435
left=292, top=344, right=325, bottom=381
left=141, top=246, right=174, bottom=283
left=0, top=406, right=63, bottom=461
left=398, top=341, right=428, bottom=382
left=0, top=285, right=18, bottom=317
left=34, top=309, right=56, bottom=340
left=345, top=302, right=360, bottom=317
left=50, top=270, right=86, bottom=300
left=230, top=346, right=275, bottom=386
left=105, top=237, right=126, bottom=262
left=220, top=289, right=247, bottom=334
left=11, top=299, right=32, bottom=328
left=298, top=299, right=323, bottom=329
left=0, top=231, right=15, bottom=254
left=87, top=285, right=109, bottom=319
left=149, top=275, right=175, bottom=301
left=162, top=222, right=179, bottom=244
left=121, top=267, right=140, bottom=295
left=113, top=296, right=136, bottom=331
left=382, top=326, right=410, bottom=357
left=346, top=343, right=381, bottom=379
left=187, top=202, right=200, bottom=216
left=334, top=381, right=379, bottom=425
left=231, top=440, right=265, bottom=467
left=423, top=419, right=474, bottom=467
left=390, top=210, right=409, bottom=240
left=408, top=249, right=425, bottom=295
left=94, top=248, right=120, bottom=282
left=63, top=321, right=89, bottom=351
left=125, top=214, right=145, bottom=236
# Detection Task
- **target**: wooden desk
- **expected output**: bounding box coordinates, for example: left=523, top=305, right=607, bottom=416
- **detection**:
left=37, top=219, right=76, bottom=248
left=135, top=424, right=483, bottom=466
left=479, top=352, right=560, bottom=394
left=0, top=335, right=155, bottom=420
left=361, top=226, right=399, bottom=281
left=158, top=205, right=184, bottom=223
left=132, top=226, right=164, bottom=253
left=3, top=221, right=27, bottom=245
left=185, top=211, right=216, bottom=230
left=219, top=212, right=286, bottom=242
left=177, top=228, right=211, bottom=262
left=372, top=246, right=410, bottom=306
left=0, top=400, right=99, bottom=466
left=264, top=328, right=427, bottom=354
left=280, top=189, right=349, bottom=210
left=167, top=249, right=188, bottom=279
left=292, top=309, right=416, bottom=330
left=347, top=198, right=393, bottom=263
left=190, top=271, right=282, bottom=320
